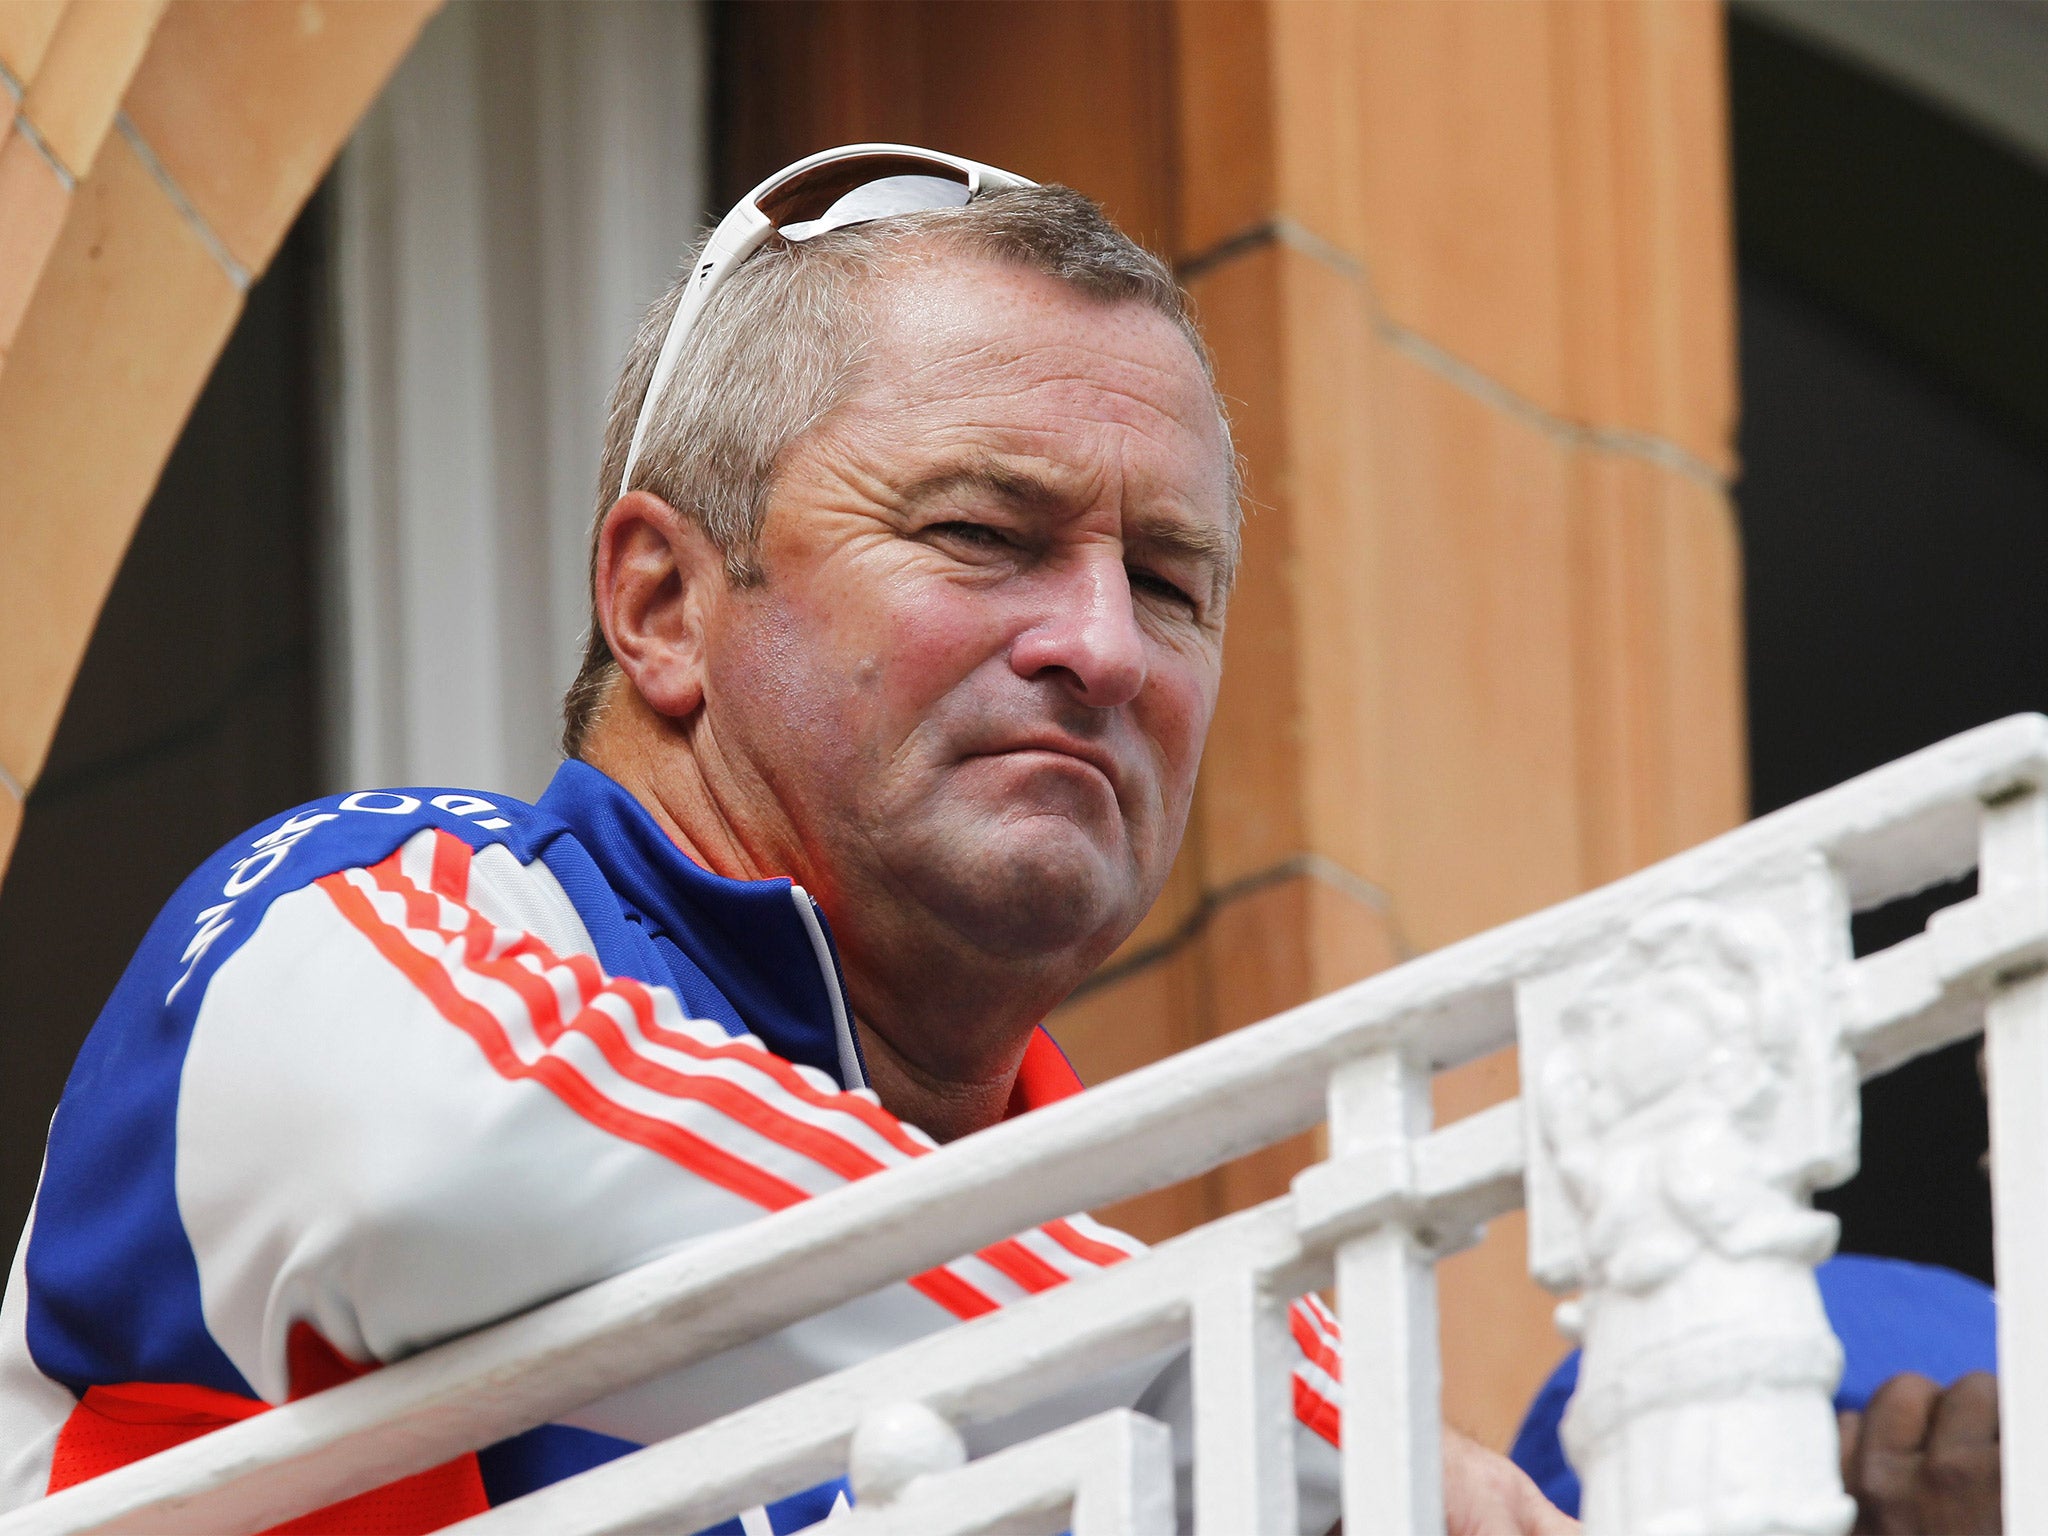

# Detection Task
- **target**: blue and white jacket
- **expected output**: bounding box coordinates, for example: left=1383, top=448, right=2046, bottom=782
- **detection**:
left=0, top=761, right=1342, bottom=1532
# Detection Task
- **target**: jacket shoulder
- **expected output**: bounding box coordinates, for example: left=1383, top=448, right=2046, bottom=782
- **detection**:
left=142, top=786, right=566, bottom=1018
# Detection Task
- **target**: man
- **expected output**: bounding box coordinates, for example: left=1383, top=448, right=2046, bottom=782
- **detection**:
left=0, top=147, right=1568, bottom=1534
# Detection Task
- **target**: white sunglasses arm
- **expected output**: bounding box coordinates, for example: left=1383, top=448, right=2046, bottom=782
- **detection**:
left=616, top=148, right=1035, bottom=499
left=617, top=204, right=774, bottom=498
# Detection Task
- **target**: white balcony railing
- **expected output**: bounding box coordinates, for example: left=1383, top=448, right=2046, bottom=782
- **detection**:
left=9, top=715, right=2048, bottom=1536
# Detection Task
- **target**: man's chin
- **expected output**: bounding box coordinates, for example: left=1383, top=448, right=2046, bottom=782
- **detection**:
left=893, top=825, right=1140, bottom=962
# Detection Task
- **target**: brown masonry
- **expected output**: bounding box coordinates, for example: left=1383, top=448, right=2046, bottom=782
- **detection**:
left=1069, top=0, right=1743, bottom=1448
left=0, top=0, right=437, bottom=881
left=720, top=0, right=1747, bottom=1444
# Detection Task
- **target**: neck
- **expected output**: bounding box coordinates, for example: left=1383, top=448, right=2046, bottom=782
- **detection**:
left=581, top=691, right=770, bottom=879
left=582, top=696, right=1066, bottom=1142
left=853, top=1016, right=1026, bottom=1144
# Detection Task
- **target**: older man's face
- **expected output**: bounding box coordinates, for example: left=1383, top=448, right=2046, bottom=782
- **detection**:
left=702, top=256, right=1232, bottom=965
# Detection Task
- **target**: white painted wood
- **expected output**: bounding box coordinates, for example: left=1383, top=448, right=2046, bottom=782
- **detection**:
left=1295, top=1099, right=1525, bottom=1253
left=432, top=1208, right=1248, bottom=1536
left=1189, top=1269, right=1296, bottom=1536
left=1979, top=788, right=2048, bottom=1532
left=1066, top=1413, right=1177, bottom=1536
left=849, top=1402, right=968, bottom=1509
left=1336, top=1230, right=1438, bottom=1536
left=1324, top=1054, right=1441, bottom=1536
left=14, top=716, right=2048, bottom=1536
left=826, top=1411, right=1175, bottom=1536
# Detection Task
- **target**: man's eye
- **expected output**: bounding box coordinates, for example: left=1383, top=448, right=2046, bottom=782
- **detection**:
left=928, top=521, right=1013, bottom=552
left=1130, top=568, right=1197, bottom=612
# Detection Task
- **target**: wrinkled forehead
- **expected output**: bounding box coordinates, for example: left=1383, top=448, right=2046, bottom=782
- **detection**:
left=849, top=258, right=1236, bottom=513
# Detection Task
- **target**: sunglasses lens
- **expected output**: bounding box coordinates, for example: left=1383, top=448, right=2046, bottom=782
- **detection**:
left=754, top=153, right=971, bottom=227
left=778, top=175, right=972, bottom=242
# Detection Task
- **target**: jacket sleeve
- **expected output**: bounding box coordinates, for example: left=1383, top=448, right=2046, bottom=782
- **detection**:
left=168, top=826, right=1151, bottom=1407
left=32, top=822, right=1344, bottom=1526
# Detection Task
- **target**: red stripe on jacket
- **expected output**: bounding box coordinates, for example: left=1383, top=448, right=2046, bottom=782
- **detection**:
left=48, top=1326, right=488, bottom=1531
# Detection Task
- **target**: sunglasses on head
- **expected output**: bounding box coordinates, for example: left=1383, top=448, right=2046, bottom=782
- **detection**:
left=618, top=143, right=1038, bottom=497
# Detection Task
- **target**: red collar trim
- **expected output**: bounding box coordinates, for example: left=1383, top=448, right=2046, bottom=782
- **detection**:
left=1004, top=1026, right=1083, bottom=1118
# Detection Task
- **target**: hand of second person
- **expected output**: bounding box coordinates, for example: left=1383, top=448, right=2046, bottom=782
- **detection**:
left=1443, top=1426, right=1580, bottom=1536
left=1840, top=1371, right=2000, bottom=1535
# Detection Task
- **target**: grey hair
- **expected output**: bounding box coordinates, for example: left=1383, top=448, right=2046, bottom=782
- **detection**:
left=562, top=183, right=1234, bottom=759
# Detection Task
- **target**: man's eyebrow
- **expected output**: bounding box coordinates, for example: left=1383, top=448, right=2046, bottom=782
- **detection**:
left=898, top=460, right=1067, bottom=511
left=901, top=458, right=1239, bottom=589
left=1127, top=512, right=1232, bottom=567
left=1127, top=512, right=1238, bottom=591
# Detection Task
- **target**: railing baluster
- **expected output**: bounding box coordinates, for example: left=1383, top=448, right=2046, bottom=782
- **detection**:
left=1190, top=1268, right=1297, bottom=1536
left=1070, top=1411, right=1177, bottom=1536
left=1327, top=1052, right=1443, bottom=1536
left=12, top=720, right=2048, bottom=1536
left=1979, top=786, right=2048, bottom=1532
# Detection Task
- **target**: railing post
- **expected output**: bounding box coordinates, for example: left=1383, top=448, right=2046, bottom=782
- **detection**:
left=1519, top=881, right=1859, bottom=1536
left=1327, top=1051, right=1442, bottom=1536
left=1979, top=786, right=2048, bottom=1532
left=1190, top=1268, right=1298, bottom=1536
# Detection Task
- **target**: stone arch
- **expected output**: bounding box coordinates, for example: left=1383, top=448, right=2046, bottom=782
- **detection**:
left=0, top=0, right=436, bottom=882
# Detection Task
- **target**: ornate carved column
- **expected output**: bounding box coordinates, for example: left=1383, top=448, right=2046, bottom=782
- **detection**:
left=1520, top=868, right=1859, bottom=1535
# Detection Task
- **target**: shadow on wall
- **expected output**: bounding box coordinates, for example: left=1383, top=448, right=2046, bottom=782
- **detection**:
left=0, top=205, right=326, bottom=1246
left=1731, top=10, right=2048, bottom=1282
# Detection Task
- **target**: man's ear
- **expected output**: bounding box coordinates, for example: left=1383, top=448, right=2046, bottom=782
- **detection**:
left=593, top=491, right=726, bottom=722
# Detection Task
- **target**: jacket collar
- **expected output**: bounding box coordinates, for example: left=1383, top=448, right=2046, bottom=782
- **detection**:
left=538, top=760, right=861, bottom=1087
left=538, top=759, right=1083, bottom=1118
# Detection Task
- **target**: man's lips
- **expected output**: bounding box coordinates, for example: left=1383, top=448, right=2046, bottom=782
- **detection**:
left=964, top=738, right=1125, bottom=799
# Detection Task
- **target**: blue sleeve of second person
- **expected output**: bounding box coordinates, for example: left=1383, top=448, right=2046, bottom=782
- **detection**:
left=1506, top=1253, right=1999, bottom=1520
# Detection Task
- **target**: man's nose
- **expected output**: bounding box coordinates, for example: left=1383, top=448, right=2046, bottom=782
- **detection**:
left=1007, top=557, right=1147, bottom=708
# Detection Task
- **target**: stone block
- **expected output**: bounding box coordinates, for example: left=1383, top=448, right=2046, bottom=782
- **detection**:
left=1277, top=248, right=1392, bottom=894
left=121, top=0, right=437, bottom=275
left=0, top=0, right=66, bottom=83
left=1170, top=0, right=1272, bottom=259
left=717, top=2, right=1176, bottom=259
left=1265, top=0, right=1736, bottom=474
left=914, top=1, right=1178, bottom=257
left=1437, top=1206, right=1569, bottom=1450
left=1186, top=246, right=1396, bottom=896
left=1647, top=470, right=1747, bottom=850
left=1187, top=247, right=1307, bottom=886
left=1202, top=872, right=1315, bottom=1037
left=1546, top=0, right=1737, bottom=474
left=19, top=0, right=162, bottom=178
left=1196, top=873, right=1401, bottom=1223
left=0, top=127, right=241, bottom=791
left=1567, top=453, right=1746, bottom=887
left=1189, top=237, right=1741, bottom=950
left=0, top=127, right=69, bottom=358
left=1369, top=337, right=1590, bottom=953
left=1203, top=869, right=1401, bottom=1030
left=1204, top=251, right=1592, bottom=946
